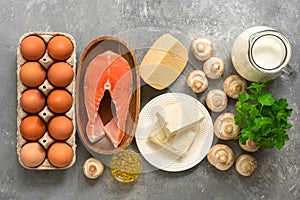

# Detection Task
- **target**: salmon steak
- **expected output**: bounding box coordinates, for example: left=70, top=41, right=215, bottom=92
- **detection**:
left=84, top=50, right=132, bottom=148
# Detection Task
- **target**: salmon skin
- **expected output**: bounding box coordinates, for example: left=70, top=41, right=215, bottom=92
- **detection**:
left=84, top=51, right=132, bottom=148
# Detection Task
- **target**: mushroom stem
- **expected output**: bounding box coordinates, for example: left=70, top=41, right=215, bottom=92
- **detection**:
left=241, top=162, right=252, bottom=172
left=213, top=96, right=223, bottom=107
left=88, top=164, right=97, bottom=174
left=247, top=140, right=257, bottom=147
left=216, top=150, right=228, bottom=163
left=231, top=82, right=242, bottom=93
left=224, top=123, right=233, bottom=134
left=212, top=62, right=220, bottom=71
left=196, top=42, right=205, bottom=52
left=193, top=79, right=203, bottom=89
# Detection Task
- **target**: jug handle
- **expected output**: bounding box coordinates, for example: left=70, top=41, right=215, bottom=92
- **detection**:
left=280, top=65, right=297, bottom=82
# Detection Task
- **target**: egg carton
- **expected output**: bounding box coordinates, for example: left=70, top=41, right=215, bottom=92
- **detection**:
left=16, top=32, right=77, bottom=170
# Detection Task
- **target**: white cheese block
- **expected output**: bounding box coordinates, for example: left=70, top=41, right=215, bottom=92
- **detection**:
left=148, top=102, right=204, bottom=157
left=140, top=34, right=188, bottom=90
left=148, top=120, right=199, bottom=157
left=167, top=128, right=197, bottom=156
left=148, top=121, right=167, bottom=147
left=156, top=102, right=204, bottom=137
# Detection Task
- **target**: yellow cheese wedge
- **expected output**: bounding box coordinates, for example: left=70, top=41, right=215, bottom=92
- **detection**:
left=140, top=34, right=188, bottom=90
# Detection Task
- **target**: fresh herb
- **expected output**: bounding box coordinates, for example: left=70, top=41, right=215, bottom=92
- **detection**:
left=234, top=81, right=293, bottom=149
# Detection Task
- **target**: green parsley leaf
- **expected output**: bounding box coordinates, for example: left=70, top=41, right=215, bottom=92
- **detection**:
left=248, top=105, right=259, bottom=117
left=235, top=81, right=293, bottom=150
left=258, top=92, right=275, bottom=106
left=238, top=91, right=250, bottom=102
left=277, top=98, right=288, bottom=109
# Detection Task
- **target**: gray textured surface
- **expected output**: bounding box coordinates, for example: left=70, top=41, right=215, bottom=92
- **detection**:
left=1, top=0, right=300, bottom=199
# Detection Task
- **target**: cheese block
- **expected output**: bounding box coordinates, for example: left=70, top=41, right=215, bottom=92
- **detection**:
left=156, top=102, right=204, bottom=137
left=148, top=120, right=167, bottom=147
left=148, top=102, right=204, bottom=157
left=140, top=34, right=188, bottom=90
left=148, top=120, right=198, bottom=157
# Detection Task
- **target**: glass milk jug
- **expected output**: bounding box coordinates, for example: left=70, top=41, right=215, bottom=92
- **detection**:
left=231, top=26, right=294, bottom=82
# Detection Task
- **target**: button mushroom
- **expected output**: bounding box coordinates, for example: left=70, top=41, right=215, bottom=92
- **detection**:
left=214, top=113, right=240, bottom=140
left=83, top=157, right=104, bottom=179
left=203, top=57, right=225, bottom=79
left=186, top=70, right=209, bottom=93
left=207, top=144, right=235, bottom=170
left=235, top=154, right=257, bottom=176
left=206, top=89, right=228, bottom=112
left=239, top=139, right=260, bottom=152
left=191, top=37, right=213, bottom=61
left=223, top=75, right=247, bottom=99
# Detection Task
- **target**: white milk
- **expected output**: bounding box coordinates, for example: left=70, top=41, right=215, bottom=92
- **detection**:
left=252, top=35, right=286, bottom=70
left=231, top=26, right=292, bottom=82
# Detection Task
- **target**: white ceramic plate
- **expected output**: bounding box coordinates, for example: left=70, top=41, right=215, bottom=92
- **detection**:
left=135, top=93, right=214, bottom=172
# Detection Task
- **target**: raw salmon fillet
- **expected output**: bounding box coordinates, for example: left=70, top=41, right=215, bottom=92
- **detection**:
left=84, top=51, right=132, bottom=148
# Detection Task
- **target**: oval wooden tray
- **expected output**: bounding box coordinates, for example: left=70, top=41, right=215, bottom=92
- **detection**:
left=76, top=36, right=140, bottom=155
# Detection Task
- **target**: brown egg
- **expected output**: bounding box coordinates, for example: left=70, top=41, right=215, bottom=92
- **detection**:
left=20, top=142, right=46, bottom=167
left=47, top=89, right=72, bottom=114
left=48, top=116, right=73, bottom=140
left=20, top=35, right=46, bottom=60
left=20, top=89, right=45, bottom=113
left=48, top=62, right=74, bottom=87
left=20, top=62, right=46, bottom=87
left=48, top=35, right=73, bottom=61
left=20, top=116, right=46, bottom=140
left=47, top=142, right=73, bottom=168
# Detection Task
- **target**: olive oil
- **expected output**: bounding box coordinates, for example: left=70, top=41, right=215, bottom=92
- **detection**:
left=110, top=150, right=142, bottom=183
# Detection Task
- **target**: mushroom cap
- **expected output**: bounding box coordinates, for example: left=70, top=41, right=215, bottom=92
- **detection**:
left=239, top=139, right=260, bottom=152
left=83, top=157, right=104, bottom=179
left=223, top=75, right=247, bottom=99
left=207, top=144, right=235, bottom=170
left=186, top=70, right=209, bottom=93
left=214, top=112, right=240, bottom=140
left=206, top=89, right=228, bottom=112
left=191, top=37, right=213, bottom=61
left=235, top=154, right=257, bottom=176
left=203, top=57, right=225, bottom=79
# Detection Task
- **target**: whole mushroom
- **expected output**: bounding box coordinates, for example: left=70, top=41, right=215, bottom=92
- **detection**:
left=206, top=89, right=228, bottom=112
left=235, top=154, right=257, bottom=176
left=239, top=139, right=260, bottom=152
left=83, top=157, right=104, bottom=179
left=223, top=75, right=247, bottom=99
left=207, top=144, right=235, bottom=170
left=191, top=37, right=213, bottom=61
left=203, top=57, right=225, bottom=79
left=186, top=70, right=209, bottom=93
left=214, top=113, right=240, bottom=140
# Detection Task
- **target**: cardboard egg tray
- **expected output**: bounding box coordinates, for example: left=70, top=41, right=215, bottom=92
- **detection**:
left=16, top=32, right=77, bottom=170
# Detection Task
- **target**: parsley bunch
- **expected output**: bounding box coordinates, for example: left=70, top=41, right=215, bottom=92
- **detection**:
left=235, top=81, right=293, bottom=149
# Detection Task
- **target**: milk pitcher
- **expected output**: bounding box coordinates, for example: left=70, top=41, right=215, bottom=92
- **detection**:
left=231, top=26, right=295, bottom=82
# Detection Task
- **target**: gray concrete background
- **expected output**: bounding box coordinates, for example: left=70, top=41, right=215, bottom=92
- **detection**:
left=1, top=0, right=300, bottom=199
